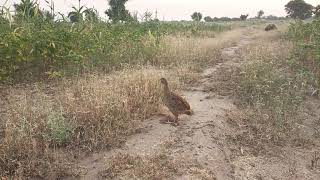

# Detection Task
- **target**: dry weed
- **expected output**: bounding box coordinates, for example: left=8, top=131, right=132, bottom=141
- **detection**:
left=0, top=67, right=179, bottom=177
left=101, top=152, right=180, bottom=179
left=226, top=29, right=314, bottom=155
left=156, top=29, right=244, bottom=68
left=237, top=38, right=304, bottom=130
left=61, top=68, right=180, bottom=150
left=102, top=152, right=216, bottom=180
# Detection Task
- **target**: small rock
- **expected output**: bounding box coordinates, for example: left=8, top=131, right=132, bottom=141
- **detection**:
left=205, top=96, right=211, bottom=99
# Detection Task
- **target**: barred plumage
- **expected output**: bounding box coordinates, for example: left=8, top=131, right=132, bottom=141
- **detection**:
left=160, top=78, right=192, bottom=125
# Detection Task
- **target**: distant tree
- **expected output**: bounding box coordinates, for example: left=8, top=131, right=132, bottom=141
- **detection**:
left=211, top=17, right=240, bottom=22
left=314, top=5, right=320, bottom=18
left=105, top=0, right=132, bottom=22
left=265, top=15, right=287, bottom=20
left=257, top=10, right=264, bottom=19
left=191, top=12, right=202, bottom=21
left=220, top=17, right=232, bottom=21
left=240, top=14, right=249, bottom=20
left=204, top=16, right=213, bottom=22
left=285, top=0, right=314, bottom=19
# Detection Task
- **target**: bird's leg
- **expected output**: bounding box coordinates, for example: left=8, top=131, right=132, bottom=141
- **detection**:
left=172, top=114, right=179, bottom=126
left=166, top=118, right=174, bottom=124
left=163, top=114, right=175, bottom=124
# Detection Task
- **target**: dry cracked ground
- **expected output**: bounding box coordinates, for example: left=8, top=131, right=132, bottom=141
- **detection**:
left=70, top=28, right=320, bottom=180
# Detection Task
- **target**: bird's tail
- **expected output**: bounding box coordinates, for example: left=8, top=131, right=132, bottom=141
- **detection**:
left=185, top=109, right=193, bottom=115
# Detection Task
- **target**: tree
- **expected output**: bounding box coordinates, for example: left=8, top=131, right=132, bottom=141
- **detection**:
left=314, top=5, right=320, bottom=18
left=219, top=17, right=232, bottom=21
left=204, top=16, right=213, bottom=22
left=191, top=12, right=202, bottom=21
left=257, top=10, right=264, bottom=19
left=285, top=0, right=314, bottom=19
left=105, top=0, right=132, bottom=22
left=265, top=15, right=287, bottom=20
left=240, top=14, right=249, bottom=20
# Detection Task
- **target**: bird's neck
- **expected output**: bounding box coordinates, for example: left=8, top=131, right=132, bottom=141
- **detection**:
left=163, top=84, right=170, bottom=95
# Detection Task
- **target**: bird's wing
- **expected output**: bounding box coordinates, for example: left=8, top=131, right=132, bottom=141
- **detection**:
left=170, top=92, right=191, bottom=110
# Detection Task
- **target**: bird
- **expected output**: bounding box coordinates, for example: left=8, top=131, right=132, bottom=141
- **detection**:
left=160, top=78, right=192, bottom=125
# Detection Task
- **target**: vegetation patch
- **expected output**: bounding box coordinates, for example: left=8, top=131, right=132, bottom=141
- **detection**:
left=0, top=68, right=177, bottom=176
left=288, top=19, right=320, bottom=90
left=225, top=32, right=317, bottom=155
left=0, top=4, right=229, bottom=83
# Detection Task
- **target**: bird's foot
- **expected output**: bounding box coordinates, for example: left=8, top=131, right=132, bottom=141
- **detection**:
left=159, top=118, right=175, bottom=124
left=171, top=121, right=179, bottom=126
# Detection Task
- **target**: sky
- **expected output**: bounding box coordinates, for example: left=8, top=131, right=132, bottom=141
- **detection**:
left=3, top=0, right=320, bottom=21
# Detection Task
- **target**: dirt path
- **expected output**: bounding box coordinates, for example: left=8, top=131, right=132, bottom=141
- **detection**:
left=73, top=32, right=252, bottom=180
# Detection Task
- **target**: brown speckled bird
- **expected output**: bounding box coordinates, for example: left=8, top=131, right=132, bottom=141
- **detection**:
left=160, top=78, right=192, bottom=125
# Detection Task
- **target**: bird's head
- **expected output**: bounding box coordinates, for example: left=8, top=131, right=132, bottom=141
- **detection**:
left=160, top=78, right=168, bottom=86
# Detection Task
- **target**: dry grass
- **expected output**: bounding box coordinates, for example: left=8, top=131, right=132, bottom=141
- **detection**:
left=101, top=152, right=216, bottom=180
left=0, top=26, right=244, bottom=178
left=156, top=29, right=244, bottom=67
left=0, top=67, right=179, bottom=177
left=154, top=29, right=244, bottom=85
left=101, top=152, right=180, bottom=179
left=223, top=27, right=318, bottom=156
left=236, top=40, right=304, bottom=147
left=251, top=22, right=289, bottom=40
left=237, top=38, right=307, bottom=131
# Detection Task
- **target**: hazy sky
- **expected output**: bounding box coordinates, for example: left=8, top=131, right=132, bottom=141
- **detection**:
left=3, top=0, right=320, bottom=20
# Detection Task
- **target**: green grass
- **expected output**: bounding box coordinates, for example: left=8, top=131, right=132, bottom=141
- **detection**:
left=46, top=111, right=72, bottom=146
left=0, top=17, right=230, bottom=83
